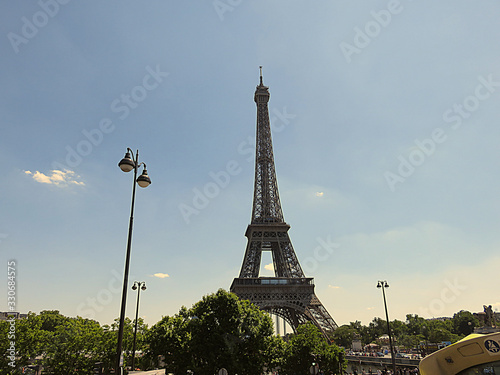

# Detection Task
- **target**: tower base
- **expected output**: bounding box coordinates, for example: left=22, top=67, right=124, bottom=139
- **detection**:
left=230, top=277, right=338, bottom=339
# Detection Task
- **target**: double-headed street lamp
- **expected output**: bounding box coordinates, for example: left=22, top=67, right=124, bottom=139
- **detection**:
left=131, top=281, right=146, bottom=371
left=116, top=149, right=151, bottom=373
left=377, top=280, right=397, bottom=375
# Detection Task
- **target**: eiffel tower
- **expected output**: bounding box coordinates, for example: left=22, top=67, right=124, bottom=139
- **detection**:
left=230, top=68, right=338, bottom=338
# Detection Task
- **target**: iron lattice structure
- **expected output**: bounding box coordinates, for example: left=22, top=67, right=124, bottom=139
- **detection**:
left=230, top=70, right=338, bottom=338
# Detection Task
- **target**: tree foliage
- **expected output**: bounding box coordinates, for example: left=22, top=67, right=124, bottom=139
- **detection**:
left=334, top=311, right=482, bottom=353
left=148, top=290, right=346, bottom=375
left=42, top=317, right=104, bottom=374
left=1, top=297, right=481, bottom=374
left=332, top=325, right=357, bottom=348
left=282, top=323, right=346, bottom=375
left=452, top=310, right=479, bottom=336
left=0, top=310, right=148, bottom=375
left=148, top=289, right=276, bottom=375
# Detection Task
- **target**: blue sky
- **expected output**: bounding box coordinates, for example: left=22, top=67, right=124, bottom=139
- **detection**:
left=1, top=1, right=500, bottom=329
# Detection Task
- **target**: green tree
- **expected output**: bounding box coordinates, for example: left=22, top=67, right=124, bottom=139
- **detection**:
left=41, top=316, right=104, bottom=374
left=398, top=334, right=420, bottom=350
left=367, top=317, right=388, bottom=343
left=452, top=310, right=479, bottom=336
left=147, top=289, right=276, bottom=375
left=147, top=310, right=192, bottom=374
left=390, top=319, right=407, bottom=338
left=0, top=312, right=48, bottom=374
left=191, top=289, right=275, bottom=375
left=109, top=316, right=149, bottom=370
left=332, top=325, right=356, bottom=348
left=39, top=310, right=68, bottom=332
left=98, top=324, right=118, bottom=374
left=319, top=343, right=346, bottom=375
left=262, top=334, right=286, bottom=372
left=406, top=314, right=426, bottom=336
left=283, top=323, right=325, bottom=375
left=282, top=323, right=346, bottom=375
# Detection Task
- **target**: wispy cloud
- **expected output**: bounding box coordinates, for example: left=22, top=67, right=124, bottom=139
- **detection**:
left=264, top=263, right=274, bottom=271
left=151, top=272, right=170, bottom=279
left=24, top=169, right=85, bottom=187
left=328, top=285, right=341, bottom=289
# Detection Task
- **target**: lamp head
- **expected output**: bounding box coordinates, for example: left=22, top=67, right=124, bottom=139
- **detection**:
left=377, top=280, right=389, bottom=288
left=119, top=152, right=135, bottom=172
left=141, top=284, right=147, bottom=291
left=132, top=283, right=138, bottom=290
left=137, top=168, right=151, bottom=188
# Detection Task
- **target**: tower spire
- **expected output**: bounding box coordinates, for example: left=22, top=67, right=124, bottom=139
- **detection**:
left=252, top=68, right=283, bottom=224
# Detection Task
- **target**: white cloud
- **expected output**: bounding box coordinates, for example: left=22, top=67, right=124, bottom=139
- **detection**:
left=280, top=182, right=356, bottom=213
left=25, top=169, right=85, bottom=187
left=152, top=273, right=170, bottom=279
left=264, top=263, right=274, bottom=271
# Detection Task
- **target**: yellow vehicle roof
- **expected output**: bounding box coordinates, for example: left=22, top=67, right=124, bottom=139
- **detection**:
left=419, top=332, right=500, bottom=375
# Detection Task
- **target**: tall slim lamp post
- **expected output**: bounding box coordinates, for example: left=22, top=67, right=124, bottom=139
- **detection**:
left=131, top=281, right=146, bottom=371
left=377, top=280, right=397, bottom=375
left=116, top=149, right=151, bottom=373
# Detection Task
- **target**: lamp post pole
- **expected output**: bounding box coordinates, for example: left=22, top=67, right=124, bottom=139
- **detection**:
left=116, top=149, right=151, bottom=373
left=131, top=281, right=146, bottom=371
left=377, top=280, right=397, bottom=375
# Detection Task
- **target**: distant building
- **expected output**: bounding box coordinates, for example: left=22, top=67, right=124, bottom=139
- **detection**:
left=377, top=334, right=391, bottom=345
left=352, top=338, right=362, bottom=351
left=0, top=312, right=27, bottom=320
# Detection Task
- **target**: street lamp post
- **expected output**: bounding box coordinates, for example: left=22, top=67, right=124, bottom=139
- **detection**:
left=116, top=149, right=151, bottom=373
left=131, top=281, right=147, bottom=371
left=377, top=280, right=397, bottom=375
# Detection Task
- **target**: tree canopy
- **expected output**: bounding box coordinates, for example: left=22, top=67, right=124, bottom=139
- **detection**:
left=282, top=322, right=346, bottom=375
left=0, top=310, right=148, bottom=375
left=333, top=311, right=482, bottom=354
left=1, top=292, right=482, bottom=374
left=148, top=289, right=277, bottom=375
